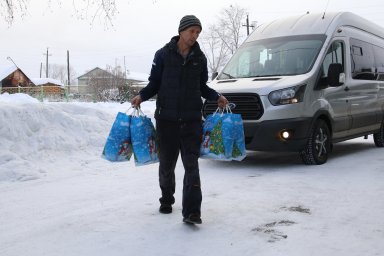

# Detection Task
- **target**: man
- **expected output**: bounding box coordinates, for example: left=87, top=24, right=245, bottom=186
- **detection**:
left=131, top=15, right=228, bottom=225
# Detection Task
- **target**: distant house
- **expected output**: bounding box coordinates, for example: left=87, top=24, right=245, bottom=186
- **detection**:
left=0, top=65, right=34, bottom=88
left=78, top=67, right=113, bottom=83
left=76, top=67, right=148, bottom=95
left=32, top=78, right=64, bottom=87
left=0, top=65, right=64, bottom=97
left=126, top=71, right=149, bottom=95
left=77, top=67, right=112, bottom=93
left=126, top=71, right=149, bottom=84
left=31, top=78, right=65, bottom=96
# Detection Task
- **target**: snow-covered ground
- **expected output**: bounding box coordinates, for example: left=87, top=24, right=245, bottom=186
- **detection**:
left=0, top=93, right=383, bottom=256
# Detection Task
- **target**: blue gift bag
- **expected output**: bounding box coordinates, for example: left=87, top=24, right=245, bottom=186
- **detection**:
left=130, top=109, right=159, bottom=166
left=102, top=112, right=133, bottom=162
left=230, top=113, right=246, bottom=161
left=200, top=106, right=246, bottom=161
left=221, top=113, right=235, bottom=159
left=200, top=108, right=228, bottom=160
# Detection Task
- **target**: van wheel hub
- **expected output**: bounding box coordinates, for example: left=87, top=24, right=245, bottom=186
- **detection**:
left=315, top=128, right=328, bottom=157
left=300, top=119, right=331, bottom=165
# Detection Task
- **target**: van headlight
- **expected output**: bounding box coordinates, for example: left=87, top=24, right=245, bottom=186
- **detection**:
left=268, top=84, right=306, bottom=106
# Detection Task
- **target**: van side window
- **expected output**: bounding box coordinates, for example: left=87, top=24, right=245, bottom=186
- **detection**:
left=350, top=38, right=376, bottom=80
left=373, top=45, right=384, bottom=81
left=352, top=46, right=363, bottom=56
left=318, top=41, right=344, bottom=87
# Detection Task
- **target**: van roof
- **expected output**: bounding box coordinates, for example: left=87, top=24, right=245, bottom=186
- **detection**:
left=246, top=12, right=384, bottom=42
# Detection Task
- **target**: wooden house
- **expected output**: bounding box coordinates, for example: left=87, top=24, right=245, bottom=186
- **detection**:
left=1, top=65, right=64, bottom=97
left=32, top=78, right=65, bottom=95
left=76, top=67, right=148, bottom=100
left=76, top=67, right=115, bottom=94
left=0, top=65, right=34, bottom=89
left=77, top=67, right=148, bottom=92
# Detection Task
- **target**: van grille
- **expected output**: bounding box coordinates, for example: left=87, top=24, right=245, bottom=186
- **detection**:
left=202, top=93, right=264, bottom=120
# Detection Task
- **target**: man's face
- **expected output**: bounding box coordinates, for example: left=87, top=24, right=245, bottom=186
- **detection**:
left=179, top=25, right=201, bottom=47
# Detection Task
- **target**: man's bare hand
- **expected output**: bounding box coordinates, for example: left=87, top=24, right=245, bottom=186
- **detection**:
left=131, top=95, right=142, bottom=108
left=217, top=95, right=229, bottom=109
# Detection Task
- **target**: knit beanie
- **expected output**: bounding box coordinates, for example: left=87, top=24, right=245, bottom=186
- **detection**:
left=178, top=15, right=202, bottom=33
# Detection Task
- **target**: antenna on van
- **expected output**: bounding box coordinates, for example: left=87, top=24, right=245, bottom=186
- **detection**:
left=322, top=0, right=330, bottom=19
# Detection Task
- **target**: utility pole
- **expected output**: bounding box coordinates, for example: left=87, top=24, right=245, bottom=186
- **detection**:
left=243, top=14, right=255, bottom=36
left=43, top=47, right=52, bottom=78
left=67, top=50, right=70, bottom=95
left=123, top=56, right=127, bottom=79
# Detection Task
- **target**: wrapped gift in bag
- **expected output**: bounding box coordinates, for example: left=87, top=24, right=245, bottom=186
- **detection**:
left=230, top=112, right=246, bottom=161
left=130, top=108, right=159, bottom=166
left=102, top=111, right=133, bottom=162
left=222, top=104, right=246, bottom=161
left=200, top=105, right=246, bottom=161
left=221, top=110, right=235, bottom=159
left=200, top=108, right=228, bottom=160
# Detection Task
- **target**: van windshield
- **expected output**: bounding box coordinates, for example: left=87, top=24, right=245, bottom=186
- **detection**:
left=217, top=34, right=326, bottom=80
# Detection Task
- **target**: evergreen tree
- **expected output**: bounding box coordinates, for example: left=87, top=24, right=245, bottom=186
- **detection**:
left=210, top=120, right=225, bottom=155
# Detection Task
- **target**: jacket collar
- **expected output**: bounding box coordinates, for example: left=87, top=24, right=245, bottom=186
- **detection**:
left=166, top=36, right=202, bottom=58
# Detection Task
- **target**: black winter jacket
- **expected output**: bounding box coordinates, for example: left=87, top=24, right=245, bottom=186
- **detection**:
left=139, top=36, right=220, bottom=121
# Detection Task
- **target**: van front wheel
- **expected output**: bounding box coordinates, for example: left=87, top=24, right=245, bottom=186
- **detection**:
left=373, top=121, right=384, bottom=147
left=300, top=119, right=331, bottom=165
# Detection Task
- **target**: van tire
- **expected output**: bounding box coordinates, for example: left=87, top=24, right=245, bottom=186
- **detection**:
left=300, top=119, right=331, bottom=165
left=373, top=121, right=384, bottom=147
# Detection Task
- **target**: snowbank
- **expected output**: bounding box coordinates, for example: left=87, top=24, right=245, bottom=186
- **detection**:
left=0, top=93, right=154, bottom=182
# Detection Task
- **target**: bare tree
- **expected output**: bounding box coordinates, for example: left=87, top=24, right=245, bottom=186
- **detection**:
left=0, top=0, right=27, bottom=24
left=71, top=0, right=117, bottom=27
left=200, top=5, right=247, bottom=79
left=45, top=63, right=77, bottom=85
left=200, top=23, right=230, bottom=78
left=1, top=0, right=117, bottom=26
left=217, top=4, right=247, bottom=54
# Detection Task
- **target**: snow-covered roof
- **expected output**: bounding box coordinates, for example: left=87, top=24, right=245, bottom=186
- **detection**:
left=77, top=67, right=111, bottom=79
left=78, top=68, right=149, bottom=82
left=126, top=71, right=149, bottom=82
left=0, top=65, right=18, bottom=81
left=31, top=78, right=64, bottom=86
left=131, top=81, right=149, bottom=88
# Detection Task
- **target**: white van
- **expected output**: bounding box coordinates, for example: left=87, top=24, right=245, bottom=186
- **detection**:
left=203, top=12, right=384, bottom=165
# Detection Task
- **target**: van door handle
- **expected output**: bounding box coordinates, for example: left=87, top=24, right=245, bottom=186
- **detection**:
left=344, top=86, right=350, bottom=92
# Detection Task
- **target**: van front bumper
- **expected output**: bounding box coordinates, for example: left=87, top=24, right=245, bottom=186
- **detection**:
left=244, top=117, right=313, bottom=152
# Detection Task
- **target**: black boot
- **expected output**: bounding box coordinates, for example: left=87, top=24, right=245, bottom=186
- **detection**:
left=159, top=204, right=172, bottom=214
left=183, top=213, right=202, bottom=224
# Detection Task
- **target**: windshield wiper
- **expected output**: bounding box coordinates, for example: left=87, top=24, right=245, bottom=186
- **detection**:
left=253, top=74, right=288, bottom=77
left=221, top=72, right=235, bottom=79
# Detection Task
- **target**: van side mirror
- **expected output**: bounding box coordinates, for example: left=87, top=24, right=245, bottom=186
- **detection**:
left=327, top=63, right=345, bottom=86
left=211, top=71, right=218, bottom=80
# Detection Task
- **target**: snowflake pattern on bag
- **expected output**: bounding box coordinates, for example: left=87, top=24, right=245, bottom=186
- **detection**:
left=102, top=112, right=133, bottom=162
left=130, top=115, right=159, bottom=166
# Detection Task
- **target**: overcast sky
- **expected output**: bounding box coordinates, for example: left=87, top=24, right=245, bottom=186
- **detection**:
left=1, top=0, right=384, bottom=80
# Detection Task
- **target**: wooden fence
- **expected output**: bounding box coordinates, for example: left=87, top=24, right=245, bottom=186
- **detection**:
left=0, top=86, right=65, bottom=98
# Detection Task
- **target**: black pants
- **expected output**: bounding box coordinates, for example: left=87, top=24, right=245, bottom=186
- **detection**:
left=156, top=119, right=203, bottom=218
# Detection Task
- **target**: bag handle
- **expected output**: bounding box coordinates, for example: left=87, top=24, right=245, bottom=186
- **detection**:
left=212, top=107, right=223, bottom=117
left=137, top=107, right=145, bottom=116
left=125, top=106, right=133, bottom=114
left=214, top=102, right=235, bottom=116
left=224, top=104, right=233, bottom=114
left=129, top=106, right=146, bottom=117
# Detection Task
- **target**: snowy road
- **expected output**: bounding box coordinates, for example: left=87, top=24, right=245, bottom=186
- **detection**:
left=1, top=95, right=383, bottom=256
